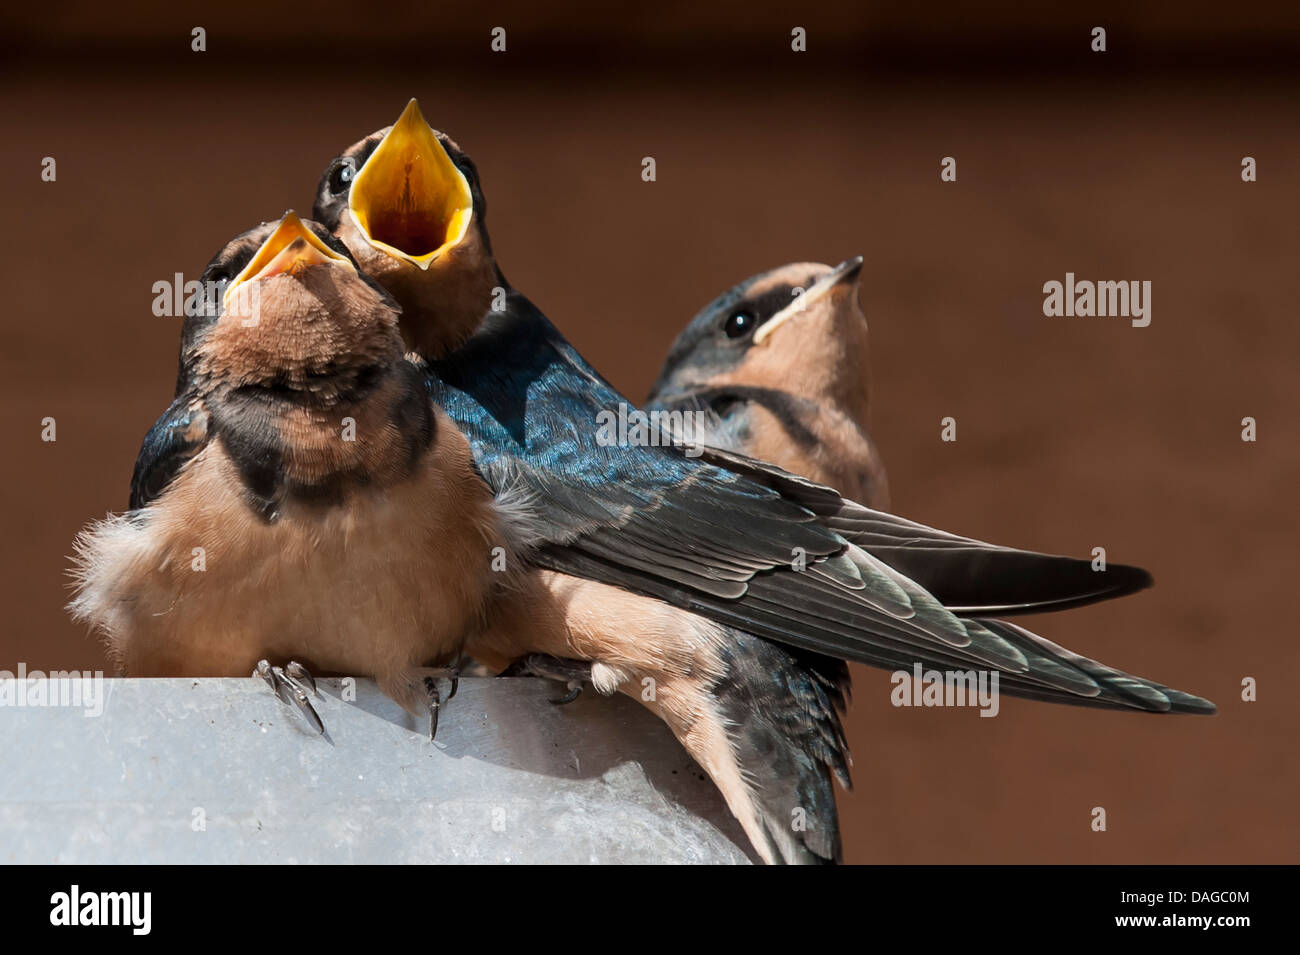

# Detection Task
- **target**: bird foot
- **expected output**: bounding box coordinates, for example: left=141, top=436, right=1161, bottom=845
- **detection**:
left=499, top=654, right=591, bottom=705
left=254, top=659, right=323, bottom=734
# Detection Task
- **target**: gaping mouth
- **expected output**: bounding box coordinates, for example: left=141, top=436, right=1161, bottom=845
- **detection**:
left=223, top=212, right=354, bottom=308
left=752, top=256, right=864, bottom=345
left=347, top=99, right=474, bottom=270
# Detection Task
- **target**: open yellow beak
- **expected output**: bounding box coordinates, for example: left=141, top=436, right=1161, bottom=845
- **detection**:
left=223, top=212, right=354, bottom=308
left=347, top=99, right=474, bottom=270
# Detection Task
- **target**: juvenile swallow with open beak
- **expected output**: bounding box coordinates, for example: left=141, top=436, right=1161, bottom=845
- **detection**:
left=315, top=101, right=497, bottom=359
left=648, top=258, right=890, bottom=509
left=69, top=213, right=516, bottom=737
left=313, top=103, right=1215, bottom=863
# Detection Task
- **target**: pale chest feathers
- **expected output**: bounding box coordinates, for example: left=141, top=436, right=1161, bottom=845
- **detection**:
left=69, top=408, right=509, bottom=701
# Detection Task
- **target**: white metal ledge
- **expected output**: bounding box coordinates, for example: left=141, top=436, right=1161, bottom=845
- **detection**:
left=0, top=677, right=753, bottom=864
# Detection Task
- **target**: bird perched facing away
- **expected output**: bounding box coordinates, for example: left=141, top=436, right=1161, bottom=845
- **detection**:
left=648, top=257, right=890, bottom=510
left=313, top=102, right=1215, bottom=863
left=69, top=213, right=513, bottom=733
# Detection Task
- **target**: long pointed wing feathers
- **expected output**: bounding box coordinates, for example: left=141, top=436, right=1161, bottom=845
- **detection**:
left=428, top=299, right=1211, bottom=713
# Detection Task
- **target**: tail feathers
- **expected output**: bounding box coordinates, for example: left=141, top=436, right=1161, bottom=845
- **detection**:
left=697, top=614, right=1212, bottom=865
left=859, top=543, right=1152, bottom=617
left=712, top=633, right=851, bottom=864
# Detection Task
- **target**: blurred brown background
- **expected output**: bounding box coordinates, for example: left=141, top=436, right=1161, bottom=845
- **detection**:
left=2, top=4, right=1296, bottom=863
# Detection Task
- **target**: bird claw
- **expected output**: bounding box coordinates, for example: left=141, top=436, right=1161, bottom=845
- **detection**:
left=285, top=660, right=316, bottom=695
left=553, top=683, right=583, bottom=705
left=499, top=654, right=591, bottom=705
left=421, top=666, right=460, bottom=741
left=255, top=659, right=324, bottom=735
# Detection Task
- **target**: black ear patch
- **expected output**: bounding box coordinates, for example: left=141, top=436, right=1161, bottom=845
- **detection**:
left=727, top=283, right=800, bottom=335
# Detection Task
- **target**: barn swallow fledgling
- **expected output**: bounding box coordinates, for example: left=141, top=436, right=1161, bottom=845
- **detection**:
left=314, top=102, right=497, bottom=360
left=646, top=256, right=1224, bottom=703
left=69, top=213, right=513, bottom=736
left=312, top=103, right=1215, bottom=863
left=647, top=257, right=890, bottom=510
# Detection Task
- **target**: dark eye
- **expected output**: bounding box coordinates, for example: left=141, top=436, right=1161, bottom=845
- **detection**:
left=328, top=160, right=356, bottom=195
left=723, top=311, right=756, bottom=339
left=207, top=269, right=232, bottom=285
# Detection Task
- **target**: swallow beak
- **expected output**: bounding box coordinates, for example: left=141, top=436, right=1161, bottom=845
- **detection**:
left=823, top=255, right=864, bottom=290
left=347, top=98, right=474, bottom=270
left=752, top=256, right=863, bottom=346
left=223, top=212, right=354, bottom=308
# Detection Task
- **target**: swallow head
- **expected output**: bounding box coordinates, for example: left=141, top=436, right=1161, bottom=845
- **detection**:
left=186, top=212, right=404, bottom=399
left=647, top=256, right=887, bottom=507
left=314, top=99, right=497, bottom=358
left=649, top=257, right=868, bottom=402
